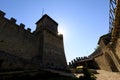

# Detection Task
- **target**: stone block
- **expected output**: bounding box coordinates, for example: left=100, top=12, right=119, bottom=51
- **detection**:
left=0, top=10, right=5, bottom=17
left=10, top=18, right=16, bottom=24
left=20, top=23, right=25, bottom=29
left=27, top=28, right=31, bottom=32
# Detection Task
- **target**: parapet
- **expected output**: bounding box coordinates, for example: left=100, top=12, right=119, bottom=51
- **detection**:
left=19, top=23, right=25, bottom=29
left=27, top=28, right=31, bottom=32
left=10, top=18, right=16, bottom=24
left=0, top=10, right=5, bottom=18
left=0, top=10, right=33, bottom=35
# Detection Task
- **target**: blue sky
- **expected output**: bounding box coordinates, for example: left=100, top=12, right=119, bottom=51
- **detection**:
left=0, top=0, right=109, bottom=63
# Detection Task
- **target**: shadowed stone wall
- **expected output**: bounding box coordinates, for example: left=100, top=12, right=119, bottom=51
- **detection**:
left=0, top=10, right=67, bottom=70
left=0, top=11, right=38, bottom=59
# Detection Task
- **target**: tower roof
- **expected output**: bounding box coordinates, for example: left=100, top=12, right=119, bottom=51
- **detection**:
left=36, top=14, right=58, bottom=25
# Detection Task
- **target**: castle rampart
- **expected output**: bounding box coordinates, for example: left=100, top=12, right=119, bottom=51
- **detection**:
left=0, top=10, right=38, bottom=59
left=0, top=10, right=67, bottom=70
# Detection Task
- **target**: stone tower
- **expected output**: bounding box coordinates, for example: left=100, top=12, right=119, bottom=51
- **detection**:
left=0, top=10, right=67, bottom=70
left=34, top=14, right=67, bottom=69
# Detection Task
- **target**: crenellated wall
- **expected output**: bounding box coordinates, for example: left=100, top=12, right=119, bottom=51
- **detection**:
left=0, top=10, right=38, bottom=59
left=0, top=10, right=67, bottom=70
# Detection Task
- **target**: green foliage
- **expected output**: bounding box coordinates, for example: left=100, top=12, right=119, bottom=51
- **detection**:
left=94, top=45, right=100, bottom=50
left=79, top=63, right=97, bottom=80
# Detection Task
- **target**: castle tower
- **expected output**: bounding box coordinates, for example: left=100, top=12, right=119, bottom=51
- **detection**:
left=34, top=14, right=67, bottom=69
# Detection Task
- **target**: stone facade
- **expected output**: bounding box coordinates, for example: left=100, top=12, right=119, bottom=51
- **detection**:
left=92, top=32, right=120, bottom=72
left=89, top=1, right=120, bottom=72
left=0, top=10, right=67, bottom=70
left=69, top=1, right=120, bottom=72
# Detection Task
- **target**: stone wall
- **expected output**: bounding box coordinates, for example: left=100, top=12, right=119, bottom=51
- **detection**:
left=94, top=53, right=112, bottom=71
left=0, top=11, right=38, bottom=59
left=115, top=38, right=120, bottom=60
left=0, top=10, right=67, bottom=70
left=43, top=30, right=67, bottom=69
left=0, top=51, right=37, bottom=70
left=93, top=1, right=120, bottom=72
left=92, top=33, right=120, bottom=72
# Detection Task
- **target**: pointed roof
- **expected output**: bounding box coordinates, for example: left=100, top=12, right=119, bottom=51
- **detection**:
left=36, top=14, right=58, bottom=25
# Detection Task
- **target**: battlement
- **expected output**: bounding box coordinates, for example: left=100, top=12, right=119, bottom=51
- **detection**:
left=70, top=56, right=90, bottom=63
left=27, top=28, right=31, bottom=32
left=0, top=10, right=32, bottom=34
left=19, top=23, right=25, bottom=29
left=0, top=10, right=5, bottom=17
left=0, top=10, right=67, bottom=70
left=10, top=17, right=16, bottom=24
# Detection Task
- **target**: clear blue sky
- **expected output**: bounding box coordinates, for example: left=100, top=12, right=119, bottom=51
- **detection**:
left=0, top=0, right=109, bottom=63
